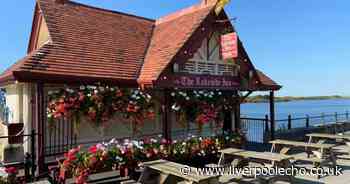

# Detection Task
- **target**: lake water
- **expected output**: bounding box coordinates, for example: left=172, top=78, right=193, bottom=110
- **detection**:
left=241, top=99, right=350, bottom=142
left=241, top=99, right=350, bottom=119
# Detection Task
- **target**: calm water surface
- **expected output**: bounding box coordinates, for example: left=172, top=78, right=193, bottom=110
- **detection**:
left=241, top=99, right=350, bottom=142
left=241, top=99, right=350, bottom=119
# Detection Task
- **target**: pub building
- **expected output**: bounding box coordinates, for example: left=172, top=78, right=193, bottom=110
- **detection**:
left=0, top=0, right=280, bottom=171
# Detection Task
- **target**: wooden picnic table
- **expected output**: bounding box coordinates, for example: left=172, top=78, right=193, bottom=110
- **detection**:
left=218, top=148, right=294, bottom=183
left=307, top=133, right=350, bottom=143
left=218, top=148, right=293, bottom=164
left=139, top=160, right=219, bottom=184
left=314, top=121, right=347, bottom=133
left=270, top=139, right=335, bottom=154
left=269, top=139, right=337, bottom=179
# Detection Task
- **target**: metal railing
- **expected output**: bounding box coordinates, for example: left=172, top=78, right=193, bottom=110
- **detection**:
left=275, top=112, right=349, bottom=131
left=241, top=111, right=350, bottom=143
left=0, top=130, right=37, bottom=182
left=241, top=116, right=269, bottom=143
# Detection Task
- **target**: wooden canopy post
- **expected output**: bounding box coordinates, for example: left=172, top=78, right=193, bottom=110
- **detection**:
left=269, top=91, right=276, bottom=140
left=161, top=90, right=171, bottom=140
left=223, top=91, right=240, bottom=133
left=35, top=82, right=45, bottom=174
left=234, top=91, right=241, bottom=132
left=223, top=106, right=232, bottom=133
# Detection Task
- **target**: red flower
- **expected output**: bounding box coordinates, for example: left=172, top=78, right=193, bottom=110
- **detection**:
left=88, top=108, right=97, bottom=120
left=57, top=103, right=66, bottom=114
left=68, top=146, right=80, bottom=155
left=196, top=114, right=210, bottom=124
left=75, top=170, right=89, bottom=184
left=202, top=138, right=214, bottom=147
left=147, top=111, right=156, bottom=119
left=206, top=109, right=217, bottom=119
left=62, top=160, right=71, bottom=168
left=89, top=156, right=98, bottom=167
left=127, top=104, right=137, bottom=113
left=5, top=167, right=17, bottom=175
left=116, top=90, right=123, bottom=97
left=64, top=146, right=80, bottom=162
left=89, top=145, right=98, bottom=154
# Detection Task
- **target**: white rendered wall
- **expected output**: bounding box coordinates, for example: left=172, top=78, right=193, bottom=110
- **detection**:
left=1, top=83, right=33, bottom=154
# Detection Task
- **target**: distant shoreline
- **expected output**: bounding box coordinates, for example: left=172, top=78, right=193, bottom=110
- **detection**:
left=244, top=95, right=350, bottom=103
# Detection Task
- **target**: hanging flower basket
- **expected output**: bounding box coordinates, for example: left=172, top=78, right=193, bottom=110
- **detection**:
left=170, top=90, right=233, bottom=131
left=47, top=84, right=155, bottom=135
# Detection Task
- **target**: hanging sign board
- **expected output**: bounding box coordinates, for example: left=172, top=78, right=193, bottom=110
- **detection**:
left=156, top=74, right=240, bottom=89
left=221, top=32, right=238, bottom=60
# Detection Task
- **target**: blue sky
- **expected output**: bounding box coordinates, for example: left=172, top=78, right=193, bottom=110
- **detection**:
left=1, top=0, right=349, bottom=96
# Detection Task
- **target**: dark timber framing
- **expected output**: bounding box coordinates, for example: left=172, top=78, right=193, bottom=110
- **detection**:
left=161, top=90, right=171, bottom=140
left=35, top=82, right=45, bottom=173
left=269, top=91, right=276, bottom=140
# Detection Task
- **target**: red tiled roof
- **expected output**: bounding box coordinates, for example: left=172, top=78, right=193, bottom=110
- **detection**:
left=0, top=0, right=155, bottom=85
left=0, top=0, right=281, bottom=91
left=138, top=3, right=215, bottom=85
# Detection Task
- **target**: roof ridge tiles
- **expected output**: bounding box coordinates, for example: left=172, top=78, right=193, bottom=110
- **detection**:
left=41, top=0, right=155, bottom=22
left=156, top=2, right=214, bottom=25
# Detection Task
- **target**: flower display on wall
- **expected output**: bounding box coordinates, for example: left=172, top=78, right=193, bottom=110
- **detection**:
left=126, top=90, right=155, bottom=134
left=0, top=166, right=18, bottom=184
left=170, top=90, right=233, bottom=131
left=47, top=84, right=155, bottom=134
left=59, top=132, right=245, bottom=184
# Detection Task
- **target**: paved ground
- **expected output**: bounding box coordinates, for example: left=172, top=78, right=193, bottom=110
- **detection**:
left=218, top=145, right=350, bottom=184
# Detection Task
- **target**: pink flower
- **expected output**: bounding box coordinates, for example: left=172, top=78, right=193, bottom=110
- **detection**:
left=146, top=152, right=152, bottom=158
left=161, top=138, right=168, bottom=145
left=78, top=92, right=85, bottom=102
left=143, top=138, right=151, bottom=144
left=59, top=169, right=66, bottom=181
left=153, top=148, right=159, bottom=155
left=96, top=144, right=105, bottom=151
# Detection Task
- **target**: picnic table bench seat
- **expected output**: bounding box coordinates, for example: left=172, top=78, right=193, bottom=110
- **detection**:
left=288, top=152, right=331, bottom=164
left=120, top=179, right=141, bottom=184
left=218, top=148, right=295, bottom=184
left=307, top=133, right=350, bottom=142
left=28, top=180, right=51, bottom=184
left=140, top=160, right=219, bottom=184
